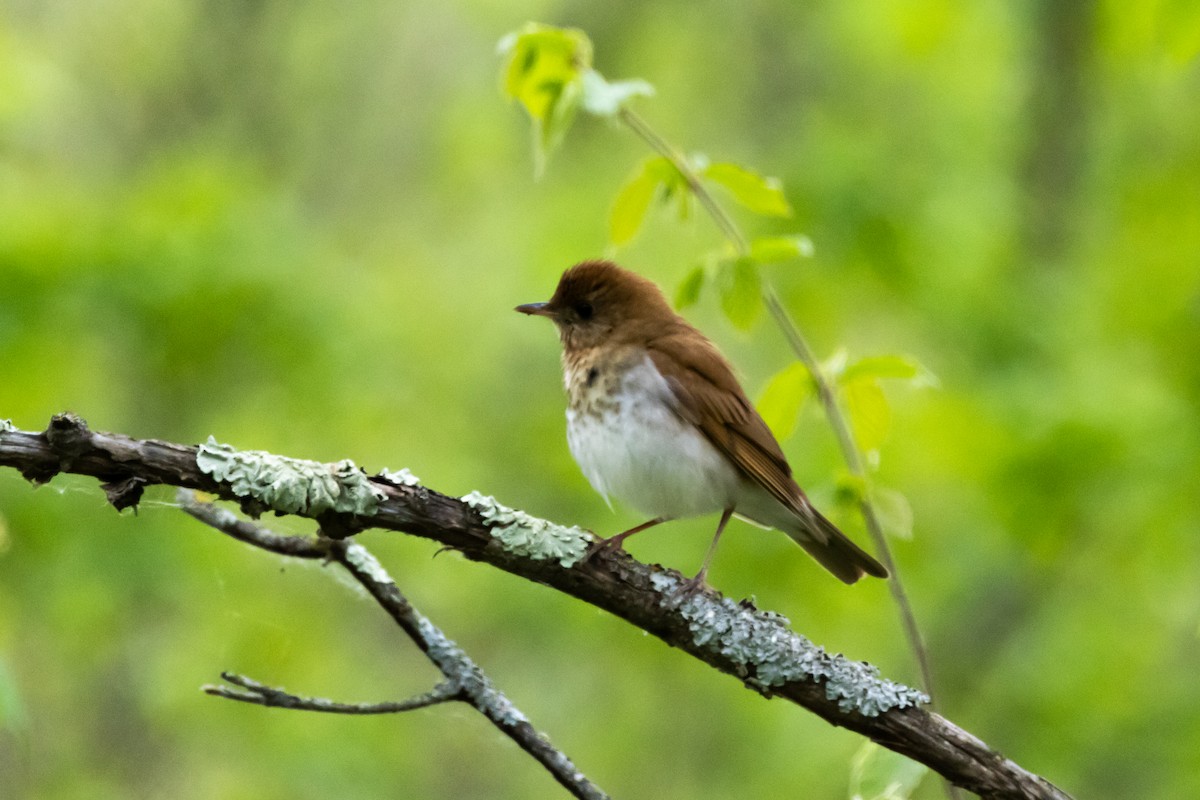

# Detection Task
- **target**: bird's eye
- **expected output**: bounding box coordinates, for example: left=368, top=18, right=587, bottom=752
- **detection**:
left=574, top=301, right=594, bottom=321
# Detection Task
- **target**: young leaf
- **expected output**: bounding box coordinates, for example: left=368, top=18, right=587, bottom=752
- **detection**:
left=870, top=486, right=914, bottom=540
left=850, top=742, right=928, bottom=800
left=717, top=257, right=762, bottom=330
left=844, top=378, right=891, bottom=454
left=676, top=184, right=694, bottom=220
left=749, top=235, right=815, bottom=263
left=610, top=162, right=662, bottom=245
left=834, top=470, right=868, bottom=508
left=536, top=78, right=582, bottom=175
left=637, top=156, right=692, bottom=221
left=499, top=24, right=592, bottom=115
left=580, top=70, right=654, bottom=117
left=498, top=23, right=593, bottom=175
left=644, top=154, right=685, bottom=185
left=703, top=162, right=792, bottom=217
left=841, top=354, right=919, bottom=384
left=757, top=362, right=813, bottom=440
left=675, top=264, right=706, bottom=310
left=842, top=354, right=937, bottom=387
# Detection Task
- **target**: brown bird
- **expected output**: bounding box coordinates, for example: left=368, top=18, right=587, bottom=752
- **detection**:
left=517, top=259, right=887, bottom=589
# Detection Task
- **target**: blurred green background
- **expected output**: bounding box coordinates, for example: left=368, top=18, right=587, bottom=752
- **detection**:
left=2, top=1, right=1198, bottom=798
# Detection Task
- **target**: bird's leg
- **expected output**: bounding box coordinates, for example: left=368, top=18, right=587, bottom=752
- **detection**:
left=675, top=507, right=735, bottom=596
left=584, top=517, right=667, bottom=562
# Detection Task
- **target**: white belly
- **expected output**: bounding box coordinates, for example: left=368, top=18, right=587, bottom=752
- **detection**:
left=566, top=356, right=740, bottom=519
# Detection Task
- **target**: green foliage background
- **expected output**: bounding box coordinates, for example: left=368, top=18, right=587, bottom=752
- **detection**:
left=2, top=2, right=1198, bottom=798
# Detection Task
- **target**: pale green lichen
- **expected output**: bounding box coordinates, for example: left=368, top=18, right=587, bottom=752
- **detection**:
left=339, top=541, right=530, bottom=729
left=343, top=542, right=394, bottom=584
left=0, top=419, right=15, bottom=433
left=377, top=467, right=421, bottom=487
left=416, top=615, right=531, bottom=728
left=650, top=572, right=927, bottom=717
left=197, top=437, right=385, bottom=516
left=460, top=491, right=591, bottom=568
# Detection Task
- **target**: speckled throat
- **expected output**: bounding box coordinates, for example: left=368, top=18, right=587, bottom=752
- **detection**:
left=562, top=345, right=635, bottom=417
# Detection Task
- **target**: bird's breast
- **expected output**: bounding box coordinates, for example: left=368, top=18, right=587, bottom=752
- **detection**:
left=562, top=350, right=739, bottom=519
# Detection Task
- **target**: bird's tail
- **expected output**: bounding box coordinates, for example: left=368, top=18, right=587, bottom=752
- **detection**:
left=787, top=506, right=888, bottom=585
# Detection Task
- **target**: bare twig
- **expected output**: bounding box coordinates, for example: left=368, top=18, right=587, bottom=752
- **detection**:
left=204, top=672, right=462, bottom=714
left=178, top=489, right=609, bottom=800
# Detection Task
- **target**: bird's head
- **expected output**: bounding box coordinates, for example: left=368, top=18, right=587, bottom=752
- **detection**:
left=515, top=260, right=674, bottom=351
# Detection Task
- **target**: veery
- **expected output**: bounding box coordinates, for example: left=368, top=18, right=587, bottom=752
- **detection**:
left=517, top=260, right=887, bottom=588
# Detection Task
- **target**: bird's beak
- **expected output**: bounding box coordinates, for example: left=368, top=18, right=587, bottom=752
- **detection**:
left=515, top=302, right=555, bottom=318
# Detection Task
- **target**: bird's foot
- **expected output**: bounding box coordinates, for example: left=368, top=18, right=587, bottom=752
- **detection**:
left=664, top=568, right=712, bottom=606
left=580, top=517, right=667, bottom=565
left=581, top=534, right=628, bottom=564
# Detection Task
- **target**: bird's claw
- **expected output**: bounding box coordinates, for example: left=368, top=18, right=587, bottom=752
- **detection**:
left=662, top=570, right=711, bottom=608
left=581, top=535, right=627, bottom=565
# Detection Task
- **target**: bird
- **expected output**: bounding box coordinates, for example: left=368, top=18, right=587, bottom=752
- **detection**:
left=516, top=259, right=887, bottom=590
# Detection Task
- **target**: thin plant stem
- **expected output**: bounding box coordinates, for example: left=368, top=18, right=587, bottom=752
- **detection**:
left=617, top=104, right=953, bottom=796
left=618, top=108, right=749, bottom=253
left=764, top=289, right=938, bottom=707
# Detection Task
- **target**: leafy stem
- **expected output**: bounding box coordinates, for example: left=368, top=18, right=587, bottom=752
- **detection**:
left=763, top=290, right=937, bottom=706
left=617, top=107, right=751, bottom=254
left=501, top=21, right=950, bottom=794
left=618, top=100, right=941, bottom=718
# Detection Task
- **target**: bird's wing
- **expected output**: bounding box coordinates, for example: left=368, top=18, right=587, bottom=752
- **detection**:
left=646, top=328, right=810, bottom=520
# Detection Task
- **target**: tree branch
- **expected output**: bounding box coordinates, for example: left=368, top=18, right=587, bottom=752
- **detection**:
left=176, top=488, right=608, bottom=800
left=0, top=414, right=1072, bottom=799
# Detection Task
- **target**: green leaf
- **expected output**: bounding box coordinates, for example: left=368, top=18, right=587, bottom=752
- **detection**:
left=674, top=183, right=694, bottom=220
left=757, top=362, right=813, bottom=440
left=870, top=486, right=914, bottom=540
left=703, top=162, right=792, bottom=217
left=842, top=355, right=918, bottom=383
left=610, top=162, right=662, bottom=245
left=675, top=265, right=706, bottom=310
left=849, top=742, right=928, bottom=800
left=842, top=354, right=937, bottom=387
left=644, top=155, right=685, bottom=184
left=717, top=257, right=762, bottom=330
left=834, top=471, right=868, bottom=508
left=499, top=24, right=592, bottom=115
left=844, top=378, right=891, bottom=454
left=608, top=156, right=690, bottom=244
left=749, top=235, right=815, bottom=263
left=536, top=78, right=582, bottom=175
left=580, top=70, right=654, bottom=117
left=498, top=23, right=593, bottom=175
left=635, top=155, right=691, bottom=221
